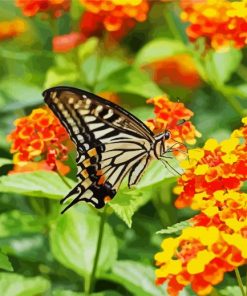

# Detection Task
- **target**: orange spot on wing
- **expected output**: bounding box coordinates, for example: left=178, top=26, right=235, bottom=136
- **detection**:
left=98, top=175, right=106, bottom=185
left=88, top=148, right=97, bottom=157
left=81, top=169, right=89, bottom=178
left=83, top=158, right=91, bottom=167
left=104, top=196, right=112, bottom=203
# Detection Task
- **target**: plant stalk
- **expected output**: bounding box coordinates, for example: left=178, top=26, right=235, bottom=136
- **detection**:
left=235, top=268, right=245, bottom=296
left=87, top=206, right=108, bottom=294
left=56, top=169, right=72, bottom=189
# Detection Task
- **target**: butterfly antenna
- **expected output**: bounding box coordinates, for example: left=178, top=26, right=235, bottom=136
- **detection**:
left=161, top=158, right=182, bottom=176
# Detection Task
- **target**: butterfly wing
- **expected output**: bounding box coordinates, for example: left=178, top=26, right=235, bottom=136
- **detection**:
left=43, top=86, right=155, bottom=212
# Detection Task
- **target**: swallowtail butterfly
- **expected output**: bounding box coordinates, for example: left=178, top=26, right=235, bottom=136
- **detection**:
left=43, top=86, right=174, bottom=213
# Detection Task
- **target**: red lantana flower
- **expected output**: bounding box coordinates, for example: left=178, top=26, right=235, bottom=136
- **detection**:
left=16, top=0, right=70, bottom=18
left=7, top=107, right=71, bottom=174
left=52, top=32, right=86, bottom=53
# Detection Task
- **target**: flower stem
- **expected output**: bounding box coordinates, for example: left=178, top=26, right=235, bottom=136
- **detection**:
left=87, top=206, right=108, bottom=294
left=245, top=267, right=247, bottom=296
left=235, top=268, right=245, bottom=296
left=56, top=169, right=72, bottom=189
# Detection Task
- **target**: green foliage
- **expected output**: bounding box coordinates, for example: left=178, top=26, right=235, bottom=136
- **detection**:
left=50, top=209, right=118, bottom=278
left=0, top=273, right=50, bottom=296
left=135, top=38, right=188, bottom=66
left=0, top=171, right=75, bottom=199
left=156, top=220, right=191, bottom=235
left=0, top=1, right=247, bottom=295
left=0, top=251, right=13, bottom=271
left=103, top=261, right=166, bottom=296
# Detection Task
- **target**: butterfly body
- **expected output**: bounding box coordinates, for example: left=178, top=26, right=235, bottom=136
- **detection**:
left=43, top=86, right=171, bottom=213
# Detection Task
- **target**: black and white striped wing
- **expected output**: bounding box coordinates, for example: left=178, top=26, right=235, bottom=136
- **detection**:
left=43, top=86, right=155, bottom=212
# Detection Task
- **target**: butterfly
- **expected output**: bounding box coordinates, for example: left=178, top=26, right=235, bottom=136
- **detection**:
left=43, top=86, right=175, bottom=213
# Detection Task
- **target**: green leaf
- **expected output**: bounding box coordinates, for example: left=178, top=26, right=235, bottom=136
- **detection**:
left=102, top=261, right=166, bottom=296
left=44, top=55, right=78, bottom=89
left=96, top=67, right=163, bottom=98
left=0, top=233, right=50, bottom=262
left=110, top=160, right=177, bottom=227
left=0, top=80, right=42, bottom=113
left=50, top=209, right=118, bottom=278
left=77, top=38, right=99, bottom=63
left=156, top=220, right=191, bottom=235
left=135, top=38, right=188, bottom=67
left=82, top=55, right=126, bottom=88
left=219, top=286, right=242, bottom=296
left=53, top=290, right=121, bottom=296
left=204, top=49, right=242, bottom=85
left=0, top=158, right=12, bottom=167
left=110, top=190, right=151, bottom=228
left=0, top=171, right=75, bottom=199
left=0, top=210, right=44, bottom=237
left=0, top=251, right=13, bottom=271
left=0, top=272, right=50, bottom=296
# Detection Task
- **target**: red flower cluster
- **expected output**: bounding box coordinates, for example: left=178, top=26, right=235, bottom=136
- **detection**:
left=180, top=0, right=247, bottom=50
left=155, top=117, right=247, bottom=295
left=146, top=95, right=201, bottom=148
left=0, top=19, right=26, bottom=41
left=144, top=54, right=201, bottom=89
left=7, top=108, right=71, bottom=174
left=80, top=0, right=150, bottom=40
left=16, top=0, right=70, bottom=18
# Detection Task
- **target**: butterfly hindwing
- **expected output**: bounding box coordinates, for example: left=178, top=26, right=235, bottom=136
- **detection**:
left=43, top=86, right=155, bottom=211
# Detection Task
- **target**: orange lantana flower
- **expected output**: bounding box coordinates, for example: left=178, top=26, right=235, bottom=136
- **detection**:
left=0, top=19, right=26, bottom=41
left=16, top=0, right=70, bottom=18
left=146, top=95, right=201, bottom=147
left=180, top=0, right=247, bottom=50
left=80, top=0, right=149, bottom=40
left=144, top=54, right=201, bottom=89
left=155, top=226, right=247, bottom=296
left=175, top=119, right=247, bottom=209
left=7, top=107, right=71, bottom=174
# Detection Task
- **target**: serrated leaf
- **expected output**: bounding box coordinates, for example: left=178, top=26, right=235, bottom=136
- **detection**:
left=102, top=261, right=167, bottom=296
left=96, top=67, right=163, bottom=98
left=135, top=38, right=188, bottom=67
left=0, top=251, right=13, bottom=271
left=50, top=209, right=118, bottom=278
left=0, top=272, right=50, bottom=296
left=0, top=171, right=75, bottom=199
left=110, top=160, right=177, bottom=227
left=156, top=220, right=191, bottom=234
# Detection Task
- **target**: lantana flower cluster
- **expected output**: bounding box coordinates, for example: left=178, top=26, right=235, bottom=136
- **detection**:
left=155, top=117, right=247, bottom=295
left=144, top=54, right=201, bottom=89
left=7, top=108, right=71, bottom=174
left=16, top=0, right=70, bottom=18
left=80, top=0, right=150, bottom=40
left=146, top=95, right=201, bottom=147
left=180, top=0, right=247, bottom=50
left=0, top=19, right=26, bottom=41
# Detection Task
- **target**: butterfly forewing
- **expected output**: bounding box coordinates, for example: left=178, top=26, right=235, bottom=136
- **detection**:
left=43, top=86, right=155, bottom=212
